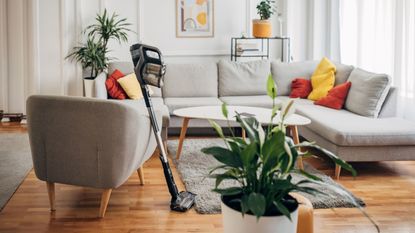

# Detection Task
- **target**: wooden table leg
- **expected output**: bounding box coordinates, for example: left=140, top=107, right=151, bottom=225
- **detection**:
left=241, top=128, right=246, bottom=140
left=176, top=117, right=190, bottom=160
left=289, top=125, right=304, bottom=170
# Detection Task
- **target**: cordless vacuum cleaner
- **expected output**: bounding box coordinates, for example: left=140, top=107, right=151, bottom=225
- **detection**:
left=130, top=43, right=196, bottom=212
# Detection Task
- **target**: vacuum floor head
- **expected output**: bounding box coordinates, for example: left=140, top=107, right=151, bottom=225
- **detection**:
left=170, top=191, right=196, bottom=212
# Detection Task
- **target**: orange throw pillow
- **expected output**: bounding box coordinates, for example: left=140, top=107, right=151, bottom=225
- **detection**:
left=314, top=82, right=352, bottom=110
left=290, top=78, right=312, bottom=98
left=106, top=69, right=128, bottom=99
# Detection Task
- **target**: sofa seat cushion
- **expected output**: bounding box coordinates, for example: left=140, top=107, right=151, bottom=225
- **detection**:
left=220, top=95, right=282, bottom=109
left=120, top=98, right=170, bottom=127
left=296, top=104, right=415, bottom=146
left=164, top=97, right=222, bottom=115
left=276, top=96, right=314, bottom=106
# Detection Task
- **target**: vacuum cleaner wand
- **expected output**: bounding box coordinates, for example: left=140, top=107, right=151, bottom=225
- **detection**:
left=130, top=43, right=195, bottom=212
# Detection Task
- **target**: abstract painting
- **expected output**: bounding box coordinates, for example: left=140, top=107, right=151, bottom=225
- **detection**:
left=176, top=0, right=214, bottom=37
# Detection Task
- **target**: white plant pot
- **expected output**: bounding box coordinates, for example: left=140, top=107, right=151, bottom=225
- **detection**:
left=221, top=201, right=298, bottom=233
left=83, top=78, right=95, bottom=98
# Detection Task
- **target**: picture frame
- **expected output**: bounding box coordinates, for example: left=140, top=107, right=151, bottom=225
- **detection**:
left=176, top=0, right=215, bottom=38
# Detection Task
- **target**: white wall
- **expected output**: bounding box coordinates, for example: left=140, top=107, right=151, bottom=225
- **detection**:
left=1, top=0, right=286, bottom=113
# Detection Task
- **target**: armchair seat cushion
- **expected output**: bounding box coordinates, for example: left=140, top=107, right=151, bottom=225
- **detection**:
left=296, top=105, right=415, bottom=146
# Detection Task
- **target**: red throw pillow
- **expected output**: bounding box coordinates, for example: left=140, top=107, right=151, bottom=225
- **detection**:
left=106, top=69, right=128, bottom=99
left=314, top=82, right=352, bottom=109
left=290, top=78, right=312, bottom=98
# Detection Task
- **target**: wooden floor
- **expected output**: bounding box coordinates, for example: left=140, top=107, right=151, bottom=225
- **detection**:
left=1, top=123, right=415, bottom=233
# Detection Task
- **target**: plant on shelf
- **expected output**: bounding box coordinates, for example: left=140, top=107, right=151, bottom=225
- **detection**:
left=202, top=75, right=379, bottom=233
left=253, top=0, right=276, bottom=38
left=66, top=9, right=131, bottom=97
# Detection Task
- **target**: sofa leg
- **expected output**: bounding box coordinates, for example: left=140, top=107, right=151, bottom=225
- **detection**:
left=137, top=166, right=145, bottom=185
left=335, top=164, right=341, bottom=180
left=99, top=189, right=112, bottom=218
left=46, top=182, right=56, bottom=211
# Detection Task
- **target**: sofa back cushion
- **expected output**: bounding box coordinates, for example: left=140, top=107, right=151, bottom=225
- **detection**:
left=218, top=60, right=270, bottom=96
left=271, top=61, right=317, bottom=96
left=162, top=63, right=218, bottom=98
left=333, top=62, right=354, bottom=85
left=345, top=68, right=391, bottom=118
left=271, top=61, right=354, bottom=96
left=108, top=62, right=162, bottom=97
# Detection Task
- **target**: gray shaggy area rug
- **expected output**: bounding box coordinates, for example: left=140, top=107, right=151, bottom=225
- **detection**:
left=0, top=133, right=32, bottom=211
left=168, top=138, right=365, bottom=214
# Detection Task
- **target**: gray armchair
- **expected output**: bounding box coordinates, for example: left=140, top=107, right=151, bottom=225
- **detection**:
left=26, top=95, right=161, bottom=217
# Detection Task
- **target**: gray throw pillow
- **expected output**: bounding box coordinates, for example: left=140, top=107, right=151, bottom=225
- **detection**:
left=345, top=68, right=391, bottom=118
left=271, top=61, right=318, bottom=96
left=218, top=60, right=270, bottom=96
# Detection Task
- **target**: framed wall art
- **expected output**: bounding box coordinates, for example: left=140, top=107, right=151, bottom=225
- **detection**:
left=176, top=0, right=214, bottom=38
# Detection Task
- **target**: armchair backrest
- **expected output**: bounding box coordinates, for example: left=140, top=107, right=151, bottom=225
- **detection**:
left=26, top=95, right=156, bottom=189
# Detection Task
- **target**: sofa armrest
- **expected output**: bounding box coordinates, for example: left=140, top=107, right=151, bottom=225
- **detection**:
left=94, top=72, right=108, bottom=99
left=379, top=86, right=398, bottom=118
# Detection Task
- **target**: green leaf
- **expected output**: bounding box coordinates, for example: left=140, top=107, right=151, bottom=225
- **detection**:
left=202, top=146, right=242, bottom=168
left=293, top=142, right=357, bottom=177
left=213, top=187, right=242, bottom=196
left=292, top=169, right=323, bottom=182
left=248, top=193, right=266, bottom=218
left=266, top=74, right=277, bottom=99
left=241, top=142, right=257, bottom=167
left=273, top=201, right=292, bottom=220
left=221, top=102, right=229, bottom=119
left=208, top=120, right=225, bottom=138
left=240, top=195, right=249, bottom=215
left=211, top=172, right=239, bottom=188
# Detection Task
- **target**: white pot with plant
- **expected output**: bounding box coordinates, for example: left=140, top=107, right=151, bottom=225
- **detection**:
left=67, top=9, right=131, bottom=97
left=202, top=75, right=380, bottom=233
left=253, top=0, right=275, bottom=38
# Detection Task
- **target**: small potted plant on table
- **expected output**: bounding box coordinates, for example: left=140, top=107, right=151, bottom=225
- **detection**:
left=67, top=9, right=131, bottom=97
left=253, top=0, right=275, bottom=38
left=202, top=75, right=378, bottom=233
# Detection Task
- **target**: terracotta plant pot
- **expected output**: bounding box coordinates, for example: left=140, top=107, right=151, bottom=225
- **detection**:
left=252, top=19, right=272, bottom=38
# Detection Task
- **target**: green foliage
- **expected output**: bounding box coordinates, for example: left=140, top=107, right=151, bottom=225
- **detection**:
left=66, top=39, right=108, bottom=78
left=256, top=0, right=276, bottom=20
left=66, top=9, right=131, bottom=78
left=202, top=77, right=361, bottom=221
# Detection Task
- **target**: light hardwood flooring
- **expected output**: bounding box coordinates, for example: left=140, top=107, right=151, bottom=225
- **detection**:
left=0, top=123, right=415, bottom=233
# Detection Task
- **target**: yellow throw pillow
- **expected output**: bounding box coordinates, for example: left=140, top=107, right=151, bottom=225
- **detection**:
left=307, top=71, right=335, bottom=101
left=117, top=73, right=153, bottom=100
left=313, top=57, right=336, bottom=76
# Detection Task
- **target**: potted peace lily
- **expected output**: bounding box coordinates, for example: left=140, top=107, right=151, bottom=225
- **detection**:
left=253, top=0, right=275, bottom=38
left=67, top=9, right=131, bottom=97
left=202, top=75, right=379, bottom=233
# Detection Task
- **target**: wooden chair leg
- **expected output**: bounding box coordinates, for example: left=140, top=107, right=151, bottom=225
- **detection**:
left=335, top=164, right=341, bottom=180
left=46, top=182, right=56, bottom=211
left=99, top=189, right=112, bottom=218
left=137, top=166, right=145, bottom=185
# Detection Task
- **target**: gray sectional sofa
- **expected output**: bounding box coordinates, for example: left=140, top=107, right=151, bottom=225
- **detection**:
left=94, top=60, right=415, bottom=165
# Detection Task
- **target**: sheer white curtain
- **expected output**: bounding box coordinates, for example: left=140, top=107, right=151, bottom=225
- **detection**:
left=285, top=0, right=341, bottom=61
left=339, top=0, right=415, bottom=120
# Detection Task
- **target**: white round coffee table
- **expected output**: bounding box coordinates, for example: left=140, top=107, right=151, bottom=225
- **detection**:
left=173, top=106, right=311, bottom=169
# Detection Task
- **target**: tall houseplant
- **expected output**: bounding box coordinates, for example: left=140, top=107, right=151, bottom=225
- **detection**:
left=66, top=9, right=131, bottom=97
left=253, top=0, right=275, bottom=38
left=202, top=75, right=379, bottom=233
